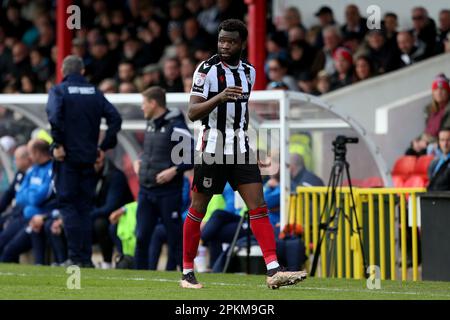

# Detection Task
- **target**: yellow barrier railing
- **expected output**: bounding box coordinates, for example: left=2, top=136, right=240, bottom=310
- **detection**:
left=292, top=186, right=426, bottom=281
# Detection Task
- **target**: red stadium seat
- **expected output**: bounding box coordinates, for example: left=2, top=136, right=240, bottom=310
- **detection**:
left=360, top=176, right=384, bottom=188
left=413, top=155, right=434, bottom=178
left=342, top=179, right=363, bottom=187
left=392, top=175, right=404, bottom=188
left=403, top=175, right=428, bottom=188
left=392, top=156, right=417, bottom=177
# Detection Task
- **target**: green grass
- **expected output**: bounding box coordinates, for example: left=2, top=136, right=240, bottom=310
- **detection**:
left=0, top=263, right=449, bottom=300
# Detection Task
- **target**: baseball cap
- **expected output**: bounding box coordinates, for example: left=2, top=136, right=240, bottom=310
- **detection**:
left=431, top=76, right=450, bottom=93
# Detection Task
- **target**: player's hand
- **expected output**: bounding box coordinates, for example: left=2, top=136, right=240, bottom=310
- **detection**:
left=218, top=86, right=243, bottom=103
left=109, top=208, right=125, bottom=224
left=51, top=218, right=63, bottom=235
left=30, top=214, right=45, bottom=232
left=156, top=167, right=178, bottom=184
left=267, top=178, right=279, bottom=188
left=53, top=146, right=66, bottom=161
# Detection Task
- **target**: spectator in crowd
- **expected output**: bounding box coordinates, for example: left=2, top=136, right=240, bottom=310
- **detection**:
left=396, top=31, right=426, bottom=68
left=342, top=32, right=363, bottom=55
left=10, top=42, right=32, bottom=85
left=0, top=139, right=56, bottom=264
left=117, top=61, right=137, bottom=86
left=2, top=3, right=32, bottom=40
left=341, top=4, right=367, bottom=42
left=282, top=7, right=306, bottom=33
left=312, top=25, right=342, bottom=76
left=312, top=6, right=336, bottom=48
left=297, top=71, right=319, bottom=95
left=266, top=31, right=289, bottom=64
left=121, top=37, right=149, bottom=70
left=365, top=30, right=401, bottom=74
left=410, top=7, right=437, bottom=57
left=99, top=78, right=118, bottom=93
left=134, top=86, right=193, bottom=270
left=354, top=55, right=376, bottom=82
left=46, top=55, right=122, bottom=268
left=161, top=57, right=184, bottom=93
left=330, top=47, right=354, bottom=91
left=20, top=73, right=38, bottom=93
left=71, top=38, right=92, bottom=69
left=266, top=57, right=298, bottom=91
left=91, top=151, right=134, bottom=269
left=85, top=38, right=117, bottom=85
left=289, top=40, right=316, bottom=80
left=405, top=133, right=433, bottom=157
left=139, top=64, right=162, bottom=91
left=198, top=0, right=220, bottom=36
left=437, top=9, right=450, bottom=54
left=184, top=16, right=213, bottom=52
left=424, top=76, right=450, bottom=138
left=119, top=81, right=138, bottom=93
left=29, top=47, right=53, bottom=90
left=290, top=153, right=324, bottom=189
left=428, top=127, right=450, bottom=191
left=382, top=12, right=399, bottom=50
left=288, top=25, right=306, bottom=44
left=315, top=70, right=331, bottom=95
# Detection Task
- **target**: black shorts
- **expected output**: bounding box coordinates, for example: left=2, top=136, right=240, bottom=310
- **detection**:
left=192, top=152, right=262, bottom=195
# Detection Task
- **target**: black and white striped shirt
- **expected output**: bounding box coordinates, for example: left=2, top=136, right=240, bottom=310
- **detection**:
left=191, top=54, right=256, bottom=156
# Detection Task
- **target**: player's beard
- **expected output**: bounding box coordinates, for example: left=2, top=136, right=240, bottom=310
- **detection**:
left=219, top=50, right=241, bottom=65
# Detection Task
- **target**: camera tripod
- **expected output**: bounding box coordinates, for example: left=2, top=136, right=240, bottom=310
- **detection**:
left=309, top=138, right=368, bottom=277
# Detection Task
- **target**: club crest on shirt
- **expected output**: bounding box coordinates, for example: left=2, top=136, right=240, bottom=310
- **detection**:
left=194, top=73, right=206, bottom=86
left=203, top=177, right=212, bottom=188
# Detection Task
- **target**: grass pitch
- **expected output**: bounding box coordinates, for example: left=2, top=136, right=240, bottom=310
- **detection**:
left=1, top=263, right=449, bottom=300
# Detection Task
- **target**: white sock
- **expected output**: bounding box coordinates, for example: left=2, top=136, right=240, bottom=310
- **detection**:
left=183, top=268, right=194, bottom=275
left=267, top=261, right=280, bottom=270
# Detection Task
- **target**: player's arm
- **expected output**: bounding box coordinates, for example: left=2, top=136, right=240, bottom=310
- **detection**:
left=187, top=87, right=243, bottom=122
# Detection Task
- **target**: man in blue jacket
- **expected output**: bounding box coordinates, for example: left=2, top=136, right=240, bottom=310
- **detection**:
left=0, top=139, right=56, bottom=263
left=46, top=55, right=122, bottom=267
left=134, top=86, right=194, bottom=269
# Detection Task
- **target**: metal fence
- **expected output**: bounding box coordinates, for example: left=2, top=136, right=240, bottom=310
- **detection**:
left=291, top=186, right=426, bottom=281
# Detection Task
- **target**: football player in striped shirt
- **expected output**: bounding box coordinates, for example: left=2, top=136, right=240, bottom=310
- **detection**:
left=181, top=19, right=307, bottom=289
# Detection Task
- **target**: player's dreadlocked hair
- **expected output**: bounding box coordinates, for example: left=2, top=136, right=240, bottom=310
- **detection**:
left=218, top=19, right=248, bottom=42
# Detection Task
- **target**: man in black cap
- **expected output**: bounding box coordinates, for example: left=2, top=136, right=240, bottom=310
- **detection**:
left=313, top=6, right=336, bottom=48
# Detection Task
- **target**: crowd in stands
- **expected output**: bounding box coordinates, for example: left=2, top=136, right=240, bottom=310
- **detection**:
left=1, top=2, right=450, bottom=95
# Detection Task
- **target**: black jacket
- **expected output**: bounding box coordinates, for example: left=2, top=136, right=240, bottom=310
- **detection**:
left=91, top=160, right=134, bottom=219
left=46, top=73, right=122, bottom=164
left=139, top=108, right=194, bottom=191
left=428, top=157, right=450, bottom=191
